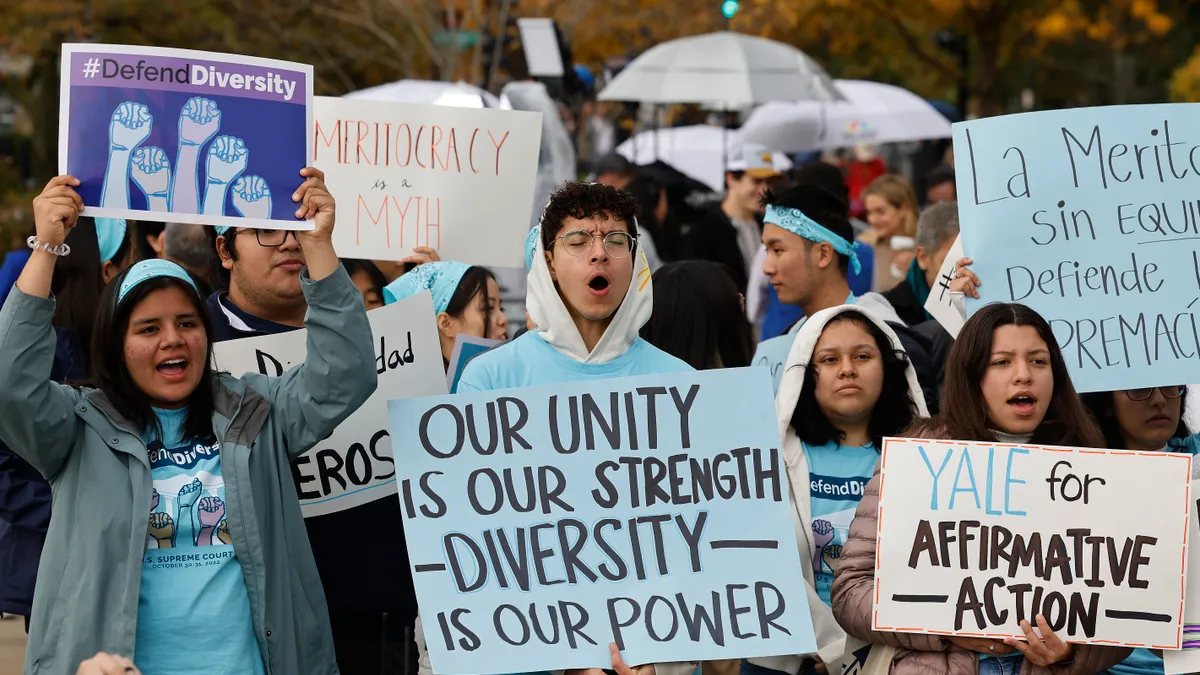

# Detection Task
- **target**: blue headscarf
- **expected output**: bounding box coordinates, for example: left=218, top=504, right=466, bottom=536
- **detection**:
left=524, top=227, right=540, bottom=270
left=117, top=259, right=200, bottom=304
left=764, top=204, right=862, bottom=275
left=96, top=218, right=128, bottom=264
left=383, top=261, right=473, bottom=315
left=214, top=225, right=232, bottom=236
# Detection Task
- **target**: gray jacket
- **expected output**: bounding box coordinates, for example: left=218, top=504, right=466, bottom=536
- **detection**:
left=0, top=266, right=377, bottom=675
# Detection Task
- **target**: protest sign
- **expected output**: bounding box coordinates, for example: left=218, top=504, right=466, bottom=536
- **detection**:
left=388, top=368, right=816, bottom=674
left=874, top=437, right=1191, bottom=648
left=214, top=292, right=446, bottom=517
left=446, top=334, right=502, bottom=393
left=313, top=96, right=541, bottom=267
left=952, top=103, right=1200, bottom=392
left=923, top=235, right=964, bottom=338
left=60, top=44, right=313, bottom=230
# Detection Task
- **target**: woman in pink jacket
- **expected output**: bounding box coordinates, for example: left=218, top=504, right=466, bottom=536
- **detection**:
left=831, top=302, right=1127, bottom=675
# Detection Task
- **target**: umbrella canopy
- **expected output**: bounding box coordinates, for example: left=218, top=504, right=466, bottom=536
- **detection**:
left=598, top=32, right=842, bottom=107
left=345, top=79, right=501, bottom=108
left=740, top=79, right=953, bottom=153
left=616, top=125, right=792, bottom=192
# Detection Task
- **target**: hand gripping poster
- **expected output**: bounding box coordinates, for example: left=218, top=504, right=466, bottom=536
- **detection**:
left=59, top=44, right=314, bottom=230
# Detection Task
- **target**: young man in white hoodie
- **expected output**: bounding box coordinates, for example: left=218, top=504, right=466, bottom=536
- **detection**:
left=751, top=185, right=942, bottom=411
left=458, top=181, right=691, bottom=391
left=421, top=182, right=694, bottom=675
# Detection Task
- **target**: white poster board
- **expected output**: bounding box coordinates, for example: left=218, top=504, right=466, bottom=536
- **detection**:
left=213, top=292, right=447, bottom=517
left=313, top=96, right=542, bottom=268
left=923, top=235, right=964, bottom=338
left=874, top=437, right=1191, bottom=648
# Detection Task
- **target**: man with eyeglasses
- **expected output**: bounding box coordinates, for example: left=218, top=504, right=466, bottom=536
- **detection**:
left=426, top=182, right=695, bottom=675
left=206, top=187, right=418, bottom=675
left=456, top=181, right=690, bottom=400
left=207, top=224, right=309, bottom=340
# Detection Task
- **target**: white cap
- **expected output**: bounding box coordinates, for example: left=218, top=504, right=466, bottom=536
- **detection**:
left=727, top=143, right=783, bottom=179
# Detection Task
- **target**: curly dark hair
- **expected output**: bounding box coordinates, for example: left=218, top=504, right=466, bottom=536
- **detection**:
left=790, top=311, right=917, bottom=449
left=540, top=181, right=639, bottom=251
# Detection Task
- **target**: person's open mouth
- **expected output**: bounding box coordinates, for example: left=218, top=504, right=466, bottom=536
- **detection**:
left=1007, top=391, right=1037, bottom=416
left=587, top=274, right=611, bottom=297
left=156, top=357, right=189, bottom=383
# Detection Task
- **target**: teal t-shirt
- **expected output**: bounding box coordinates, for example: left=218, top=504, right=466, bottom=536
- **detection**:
left=804, top=439, right=879, bottom=606
left=457, top=332, right=693, bottom=392
left=135, top=406, right=264, bottom=675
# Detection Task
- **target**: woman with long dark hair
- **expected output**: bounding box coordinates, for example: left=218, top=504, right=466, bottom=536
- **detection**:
left=0, top=171, right=377, bottom=675
left=640, top=260, right=754, bottom=369
left=744, top=304, right=927, bottom=675
left=832, top=303, right=1124, bottom=675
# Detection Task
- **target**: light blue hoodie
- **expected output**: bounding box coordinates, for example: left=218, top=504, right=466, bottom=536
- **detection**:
left=458, top=227, right=690, bottom=392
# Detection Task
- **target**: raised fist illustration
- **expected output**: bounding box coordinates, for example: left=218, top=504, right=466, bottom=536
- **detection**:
left=178, top=97, right=221, bottom=147
left=811, top=518, right=835, bottom=570
left=131, top=146, right=171, bottom=205
left=205, top=136, right=248, bottom=186
left=177, top=478, right=203, bottom=510
left=109, top=101, right=152, bottom=152
left=217, top=519, right=232, bottom=545
left=231, top=175, right=272, bottom=219
left=148, top=511, right=175, bottom=548
left=198, top=496, right=226, bottom=527
left=150, top=489, right=160, bottom=513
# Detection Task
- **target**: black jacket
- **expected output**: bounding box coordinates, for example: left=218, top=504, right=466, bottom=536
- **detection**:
left=887, top=320, right=945, bottom=416
left=882, top=278, right=928, bottom=327
left=206, top=292, right=417, bottom=624
left=682, top=204, right=754, bottom=292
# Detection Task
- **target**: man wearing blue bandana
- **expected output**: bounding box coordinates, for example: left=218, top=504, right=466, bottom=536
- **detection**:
left=752, top=185, right=942, bottom=411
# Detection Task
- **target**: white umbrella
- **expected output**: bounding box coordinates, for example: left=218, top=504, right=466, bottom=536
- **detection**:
left=615, top=125, right=792, bottom=192
left=740, top=79, right=953, bottom=152
left=598, top=32, right=842, bottom=107
left=345, top=79, right=501, bottom=108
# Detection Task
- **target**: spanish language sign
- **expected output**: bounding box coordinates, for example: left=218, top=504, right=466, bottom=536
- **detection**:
left=874, top=438, right=1191, bottom=648
left=60, top=44, right=313, bottom=230
left=313, top=96, right=541, bottom=267
left=953, top=103, right=1200, bottom=392
left=388, top=369, right=816, bottom=674
left=214, top=292, right=446, bottom=518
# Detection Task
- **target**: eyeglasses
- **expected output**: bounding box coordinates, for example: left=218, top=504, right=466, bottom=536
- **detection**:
left=231, top=228, right=298, bottom=248
left=556, top=230, right=637, bottom=258
left=1125, top=385, right=1185, bottom=401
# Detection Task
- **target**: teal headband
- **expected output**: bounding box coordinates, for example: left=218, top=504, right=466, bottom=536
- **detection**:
left=383, top=261, right=473, bottom=314
left=117, top=259, right=200, bottom=304
left=764, top=204, right=862, bottom=275
left=96, top=218, right=127, bottom=264
left=214, top=226, right=231, bottom=236
left=524, top=227, right=540, bottom=269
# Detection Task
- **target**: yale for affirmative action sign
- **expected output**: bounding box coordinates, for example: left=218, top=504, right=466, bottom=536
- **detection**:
left=388, top=369, right=817, bottom=674
left=874, top=438, right=1191, bottom=649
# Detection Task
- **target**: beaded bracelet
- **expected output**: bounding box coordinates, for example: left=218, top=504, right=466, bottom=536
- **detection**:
left=27, top=236, right=71, bottom=257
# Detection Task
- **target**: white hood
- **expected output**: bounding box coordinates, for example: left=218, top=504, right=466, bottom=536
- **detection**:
left=526, top=225, right=654, bottom=364
left=778, top=303, right=929, bottom=440
left=751, top=304, right=928, bottom=672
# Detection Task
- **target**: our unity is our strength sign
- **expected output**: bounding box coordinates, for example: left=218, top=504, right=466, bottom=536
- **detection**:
left=874, top=438, right=1191, bottom=649
left=389, top=369, right=817, bottom=675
